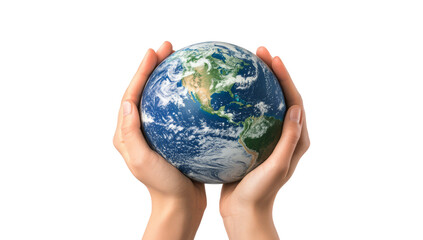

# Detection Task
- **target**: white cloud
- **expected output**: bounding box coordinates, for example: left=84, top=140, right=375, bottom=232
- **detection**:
left=255, top=101, right=269, bottom=116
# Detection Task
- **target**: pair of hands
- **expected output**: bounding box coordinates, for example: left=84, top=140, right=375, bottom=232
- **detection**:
left=113, top=41, right=310, bottom=240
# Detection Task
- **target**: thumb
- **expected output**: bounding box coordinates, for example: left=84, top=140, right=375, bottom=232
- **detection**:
left=121, top=100, right=141, bottom=137
left=265, top=105, right=303, bottom=178
left=119, top=100, right=152, bottom=162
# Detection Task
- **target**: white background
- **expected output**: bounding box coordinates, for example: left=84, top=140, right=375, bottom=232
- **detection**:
left=1, top=0, right=422, bottom=239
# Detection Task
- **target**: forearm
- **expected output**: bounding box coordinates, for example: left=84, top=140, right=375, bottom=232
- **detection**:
left=222, top=205, right=279, bottom=240
left=143, top=197, right=205, bottom=240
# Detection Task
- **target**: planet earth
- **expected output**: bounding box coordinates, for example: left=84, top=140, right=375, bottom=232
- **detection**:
left=140, top=42, right=286, bottom=183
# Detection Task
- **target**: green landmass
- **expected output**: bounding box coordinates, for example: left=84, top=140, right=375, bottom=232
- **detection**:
left=180, top=49, right=247, bottom=123
left=239, top=116, right=283, bottom=170
left=178, top=47, right=282, bottom=168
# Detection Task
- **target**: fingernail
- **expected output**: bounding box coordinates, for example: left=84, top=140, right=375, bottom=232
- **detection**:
left=157, top=43, right=164, bottom=52
left=290, top=107, right=301, bottom=123
left=123, top=101, right=132, bottom=116
left=158, top=41, right=167, bottom=51
left=146, top=48, right=154, bottom=57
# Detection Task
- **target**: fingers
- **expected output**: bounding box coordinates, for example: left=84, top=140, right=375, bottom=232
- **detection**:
left=114, top=42, right=174, bottom=162
left=263, top=105, right=303, bottom=179
left=282, top=118, right=310, bottom=184
left=256, top=46, right=273, bottom=68
left=122, top=48, right=158, bottom=104
left=120, top=101, right=147, bottom=151
left=156, top=41, right=173, bottom=63
left=114, top=48, right=158, bottom=162
left=271, top=56, right=310, bottom=184
left=272, top=56, right=303, bottom=107
left=114, top=100, right=153, bottom=161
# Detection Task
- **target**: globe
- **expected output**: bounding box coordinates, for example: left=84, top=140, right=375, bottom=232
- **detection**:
left=140, top=42, right=286, bottom=183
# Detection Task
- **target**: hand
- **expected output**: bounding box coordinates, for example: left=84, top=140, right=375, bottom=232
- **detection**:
left=219, top=46, right=310, bottom=240
left=113, top=41, right=206, bottom=240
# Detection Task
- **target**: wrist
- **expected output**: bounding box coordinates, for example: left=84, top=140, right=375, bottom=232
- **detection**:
left=151, top=191, right=206, bottom=217
left=143, top=195, right=206, bottom=240
left=151, top=195, right=206, bottom=222
left=222, top=203, right=278, bottom=240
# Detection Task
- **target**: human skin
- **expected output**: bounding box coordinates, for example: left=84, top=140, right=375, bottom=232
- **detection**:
left=113, top=41, right=310, bottom=240
left=113, top=41, right=206, bottom=240
left=219, top=46, right=310, bottom=240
